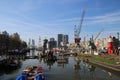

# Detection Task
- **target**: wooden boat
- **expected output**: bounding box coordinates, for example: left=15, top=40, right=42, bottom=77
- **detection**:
left=16, top=66, right=45, bottom=80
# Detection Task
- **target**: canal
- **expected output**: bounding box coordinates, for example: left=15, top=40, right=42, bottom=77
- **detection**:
left=0, top=50, right=120, bottom=80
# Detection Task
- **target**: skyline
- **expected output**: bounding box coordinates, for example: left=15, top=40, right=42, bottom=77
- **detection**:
left=0, top=0, right=120, bottom=45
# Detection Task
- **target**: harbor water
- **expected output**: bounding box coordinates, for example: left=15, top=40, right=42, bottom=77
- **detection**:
left=0, top=50, right=120, bottom=80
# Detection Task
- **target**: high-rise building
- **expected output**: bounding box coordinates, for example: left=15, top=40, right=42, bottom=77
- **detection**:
left=32, top=39, right=35, bottom=47
left=50, top=38, right=55, bottom=42
left=38, top=36, right=42, bottom=47
left=48, top=38, right=57, bottom=50
left=28, top=38, right=35, bottom=49
left=2, top=31, right=9, bottom=36
left=57, top=34, right=69, bottom=48
left=57, top=34, right=63, bottom=48
left=28, top=38, right=31, bottom=48
left=63, top=35, right=69, bottom=44
left=43, top=39, right=48, bottom=53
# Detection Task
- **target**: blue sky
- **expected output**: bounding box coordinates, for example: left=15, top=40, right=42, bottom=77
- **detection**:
left=0, top=0, right=120, bottom=45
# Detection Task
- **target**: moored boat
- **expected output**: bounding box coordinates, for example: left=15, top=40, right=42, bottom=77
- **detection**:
left=34, top=71, right=45, bottom=80
left=16, top=66, right=45, bottom=80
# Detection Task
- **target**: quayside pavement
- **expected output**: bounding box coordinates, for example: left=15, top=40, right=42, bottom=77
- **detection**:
left=78, top=53, right=120, bottom=73
left=88, top=54, right=120, bottom=72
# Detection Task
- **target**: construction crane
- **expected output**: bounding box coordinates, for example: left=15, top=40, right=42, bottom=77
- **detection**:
left=74, top=8, right=86, bottom=47
left=94, top=28, right=104, bottom=40
left=88, top=28, right=104, bottom=51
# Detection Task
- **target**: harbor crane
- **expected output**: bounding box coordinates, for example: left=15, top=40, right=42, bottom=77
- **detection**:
left=74, top=8, right=86, bottom=47
left=94, top=28, right=104, bottom=40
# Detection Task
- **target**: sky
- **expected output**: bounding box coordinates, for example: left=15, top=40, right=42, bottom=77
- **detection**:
left=0, top=0, right=120, bottom=45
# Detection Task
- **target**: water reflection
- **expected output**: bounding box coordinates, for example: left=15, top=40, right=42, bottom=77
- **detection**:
left=45, top=60, right=55, bottom=70
left=88, top=65, right=96, bottom=80
left=106, top=72, right=112, bottom=80
left=0, top=50, right=120, bottom=80
left=73, top=57, right=81, bottom=70
left=73, top=57, right=81, bottom=80
left=102, top=70, right=113, bottom=80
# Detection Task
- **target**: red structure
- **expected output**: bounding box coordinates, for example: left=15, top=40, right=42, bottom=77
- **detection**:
left=74, top=38, right=80, bottom=43
left=53, top=48, right=56, bottom=54
left=107, top=36, right=113, bottom=54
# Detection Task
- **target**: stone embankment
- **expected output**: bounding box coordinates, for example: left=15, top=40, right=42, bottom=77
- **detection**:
left=78, top=53, right=120, bottom=73
left=89, top=60, right=120, bottom=72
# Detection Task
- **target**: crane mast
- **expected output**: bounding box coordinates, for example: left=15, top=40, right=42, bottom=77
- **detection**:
left=94, top=29, right=104, bottom=40
left=78, top=9, right=86, bottom=36
left=74, top=8, right=86, bottom=47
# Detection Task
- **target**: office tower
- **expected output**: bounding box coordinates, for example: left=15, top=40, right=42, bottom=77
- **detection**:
left=48, top=38, right=57, bottom=50
left=57, top=34, right=69, bottom=48
left=63, top=35, right=69, bottom=44
left=57, top=34, right=63, bottom=48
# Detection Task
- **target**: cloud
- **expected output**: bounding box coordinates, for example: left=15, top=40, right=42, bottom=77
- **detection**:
left=0, top=15, right=48, bottom=34
left=0, top=14, right=66, bottom=38
left=0, top=15, right=62, bottom=43
left=0, top=0, right=119, bottom=43
left=86, top=11, right=120, bottom=25
left=36, top=0, right=87, bottom=5
left=54, top=10, right=120, bottom=26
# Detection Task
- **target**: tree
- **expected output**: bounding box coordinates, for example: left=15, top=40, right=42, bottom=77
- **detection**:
left=21, top=41, right=27, bottom=48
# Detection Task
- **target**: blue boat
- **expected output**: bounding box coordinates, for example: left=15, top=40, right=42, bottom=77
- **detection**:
left=16, top=66, right=45, bottom=80
left=34, top=72, right=45, bottom=80
left=16, top=73, right=28, bottom=80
